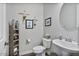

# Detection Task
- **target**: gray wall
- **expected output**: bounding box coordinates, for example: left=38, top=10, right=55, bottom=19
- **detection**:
left=43, top=3, right=78, bottom=43
left=6, top=3, right=44, bottom=55
left=0, top=3, right=8, bottom=56
left=0, top=3, right=5, bottom=56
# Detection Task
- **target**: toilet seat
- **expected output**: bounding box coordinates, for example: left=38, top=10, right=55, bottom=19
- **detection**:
left=33, top=38, right=51, bottom=56
left=33, top=46, right=46, bottom=53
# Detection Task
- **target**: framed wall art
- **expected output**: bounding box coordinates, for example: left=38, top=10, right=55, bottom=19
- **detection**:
left=45, top=17, right=51, bottom=26
left=25, top=20, right=33, bottom=29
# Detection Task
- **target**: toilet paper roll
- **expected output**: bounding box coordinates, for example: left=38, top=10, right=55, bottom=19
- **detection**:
left=28, top=39, right=31, bottom=42
left=26, top=39, right=31, bottom=43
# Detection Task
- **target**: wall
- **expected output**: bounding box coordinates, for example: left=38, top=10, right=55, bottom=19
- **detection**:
left=6, top=3, right=44, bottom=55
left=0, top=4, right=3, bottom=38
left=43, top=3, right=78, bottom=52
left=77, top=4, right=79, bottom=44
left=0, top=3, right=5, bottom=56
left=0, top=3, right=8, bottom=56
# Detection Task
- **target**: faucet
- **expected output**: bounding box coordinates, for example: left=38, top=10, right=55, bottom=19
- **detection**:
left=65, top=38, right=72, bottom=42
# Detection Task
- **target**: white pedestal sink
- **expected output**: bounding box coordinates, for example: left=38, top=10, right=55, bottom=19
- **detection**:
left=52, top=39, right=79, bottom=56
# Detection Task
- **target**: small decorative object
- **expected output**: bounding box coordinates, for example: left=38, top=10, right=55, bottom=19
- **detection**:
left=15, top=20, right=19, bottom=29
left=25, top=20, right=33, bottom=29
left=33, top=19, right=37, bottom=26
left=45, top=17, right=51, bottom=26
left=34, top=24, right=36, bottom=26
left=44, top=34, right=51, bottom=39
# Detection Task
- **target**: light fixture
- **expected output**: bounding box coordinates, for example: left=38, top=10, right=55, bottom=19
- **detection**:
left=18, top=10, right=30, bottom=22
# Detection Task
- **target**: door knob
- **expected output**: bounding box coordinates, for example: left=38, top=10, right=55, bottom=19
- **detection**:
left=5, top=42, right=9, bottom=46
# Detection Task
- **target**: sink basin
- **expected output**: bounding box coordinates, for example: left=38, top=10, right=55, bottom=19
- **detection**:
left=52, top=39, right=79, bottom=55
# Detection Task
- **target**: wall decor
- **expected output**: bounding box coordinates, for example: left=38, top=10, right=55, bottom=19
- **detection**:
left=45, top=17, right=51, bottom=26
left=25, top=20, right=33, bottom=29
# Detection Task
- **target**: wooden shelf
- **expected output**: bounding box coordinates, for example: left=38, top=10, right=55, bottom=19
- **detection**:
left=14, top=49, right=19, bottom=56
left=13, top=39, right=19, bottom=43
left=13, top=34, right=19, bottom=36
left=14, top=49, right=19, bottom=53
left=9, top=23, right=19, bottom=56
left=13, top=45, right=19, bottom=48
left=13, top=28, right=19, bottom=30
left=14, top=52, right=18, bottom=56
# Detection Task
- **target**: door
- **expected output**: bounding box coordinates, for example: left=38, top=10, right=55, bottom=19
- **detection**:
left=0, top=3, right=9, bottom=56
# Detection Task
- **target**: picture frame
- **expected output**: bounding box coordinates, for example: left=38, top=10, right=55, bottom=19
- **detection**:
left=45, top=17, right=51, bottom=26
left=25, top=20, right=33, bottom=29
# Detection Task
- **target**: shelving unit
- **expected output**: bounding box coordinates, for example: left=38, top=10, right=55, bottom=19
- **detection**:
left=9, top=22, right=19, bottom=56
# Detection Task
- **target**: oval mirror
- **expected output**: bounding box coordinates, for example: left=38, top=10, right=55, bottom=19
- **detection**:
left=60, top=3, right=77, bottom=31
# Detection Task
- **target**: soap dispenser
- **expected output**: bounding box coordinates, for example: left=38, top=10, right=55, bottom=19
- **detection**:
left=59, top=34, right=62, bottom=40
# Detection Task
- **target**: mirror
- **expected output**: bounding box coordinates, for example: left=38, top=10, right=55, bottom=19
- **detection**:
left=60, top=3, right=77, bottom=31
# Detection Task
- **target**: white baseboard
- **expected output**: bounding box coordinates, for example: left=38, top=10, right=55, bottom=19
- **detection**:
left=19, top=50, right=33, bottom=56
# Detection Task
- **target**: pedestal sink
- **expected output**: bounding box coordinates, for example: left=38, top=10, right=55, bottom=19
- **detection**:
left=52, top=39, right=79, bottom=56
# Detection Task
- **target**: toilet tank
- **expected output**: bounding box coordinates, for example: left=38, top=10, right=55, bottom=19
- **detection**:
left=42, top=38, right=51, bottom=48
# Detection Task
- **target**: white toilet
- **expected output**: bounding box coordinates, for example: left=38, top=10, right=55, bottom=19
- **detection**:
left=33, top=38, right=51, bottom=56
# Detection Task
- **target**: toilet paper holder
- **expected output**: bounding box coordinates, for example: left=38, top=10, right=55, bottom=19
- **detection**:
left=26, top=39, right=31, bottom=44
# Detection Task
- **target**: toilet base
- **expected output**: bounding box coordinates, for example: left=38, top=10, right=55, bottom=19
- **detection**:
left=62, top=51, right=69, bottom=56
left=36, top=52, right=45, bottom=56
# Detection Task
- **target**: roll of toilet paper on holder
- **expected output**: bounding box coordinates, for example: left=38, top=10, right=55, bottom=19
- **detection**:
left=28, top=39, right=31, bottom=42
left=26, top=39, right=31, bottom=43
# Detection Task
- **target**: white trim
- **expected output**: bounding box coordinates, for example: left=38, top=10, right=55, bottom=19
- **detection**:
left=19, top=50, right=33, bottom=56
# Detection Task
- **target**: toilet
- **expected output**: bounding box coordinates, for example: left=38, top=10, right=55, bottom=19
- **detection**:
left=33, top=38, right=51, bottom=56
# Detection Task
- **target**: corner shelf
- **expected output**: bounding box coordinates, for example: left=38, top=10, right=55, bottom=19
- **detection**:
left=13, top=34, right=19, bottom=36
left=9, top=24, right=19, bottom=56
left=13, top=45, right=19, bottom=48
left=13, top=39, right=19, bottom=43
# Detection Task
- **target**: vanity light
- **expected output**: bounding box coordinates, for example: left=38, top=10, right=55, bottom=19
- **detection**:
left=23, top=15, right=26, bottom=21
left=18, top=10, right=30, bottom=22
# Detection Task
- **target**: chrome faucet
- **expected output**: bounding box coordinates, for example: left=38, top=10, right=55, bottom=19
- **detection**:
left=65, top=38, right=72, bottom=42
